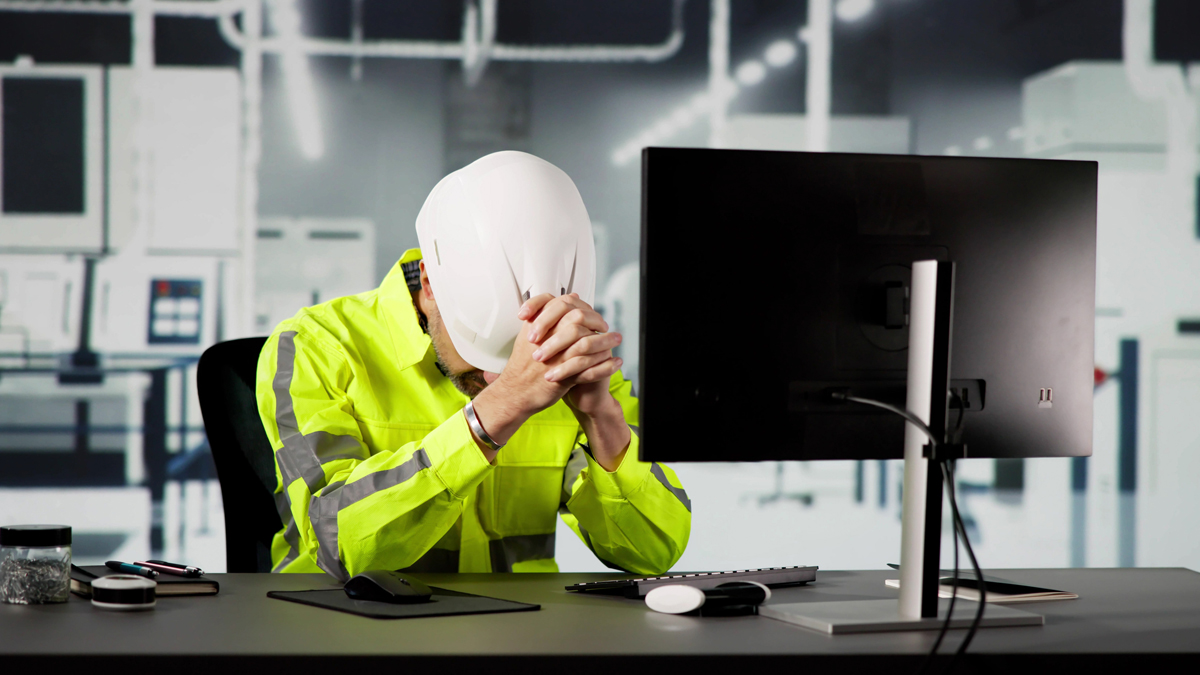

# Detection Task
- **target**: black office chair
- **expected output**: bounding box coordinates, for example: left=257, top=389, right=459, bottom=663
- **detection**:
left=197, top=337, right=283, bottom=573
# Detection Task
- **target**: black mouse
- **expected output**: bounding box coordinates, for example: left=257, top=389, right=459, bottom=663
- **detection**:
left=344, top=570, right=432, bottom=603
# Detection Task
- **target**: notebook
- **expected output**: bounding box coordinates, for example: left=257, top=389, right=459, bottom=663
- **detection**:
left=70, top=564, right=220, bottom=597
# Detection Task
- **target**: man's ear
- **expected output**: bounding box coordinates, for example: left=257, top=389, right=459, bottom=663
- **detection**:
left=419, top=260, right=435, bottom=301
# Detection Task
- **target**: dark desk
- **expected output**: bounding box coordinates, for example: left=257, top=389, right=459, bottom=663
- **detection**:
left=4, top=568, right=1199, bottom=672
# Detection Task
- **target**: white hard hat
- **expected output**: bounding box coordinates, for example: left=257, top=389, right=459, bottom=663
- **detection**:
left=415, top=151, right=596, bottom=373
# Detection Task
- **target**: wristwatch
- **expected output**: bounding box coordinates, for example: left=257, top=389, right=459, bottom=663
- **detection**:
left=464, top=401, right=505, bottom=451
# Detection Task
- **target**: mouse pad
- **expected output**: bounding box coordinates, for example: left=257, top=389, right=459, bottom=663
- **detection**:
left=267, top=587, right=540, bottom=619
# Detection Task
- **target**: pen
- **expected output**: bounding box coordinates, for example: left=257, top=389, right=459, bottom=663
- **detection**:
left=106, top=560, right=159, bottom=579
left=135, top=559, right=204, bottom=578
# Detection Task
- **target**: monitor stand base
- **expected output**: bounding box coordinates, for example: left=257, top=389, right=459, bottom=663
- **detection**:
left=760, top=598, right=1044, bottom=635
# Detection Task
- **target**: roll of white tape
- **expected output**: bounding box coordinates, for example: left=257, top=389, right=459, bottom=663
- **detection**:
left=91, top=575, right=156, bottom=611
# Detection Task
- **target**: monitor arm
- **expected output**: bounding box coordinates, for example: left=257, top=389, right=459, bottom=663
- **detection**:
left=760, top=260, right=1042, bottom=634
left=898, top=259, right=956, bottom=619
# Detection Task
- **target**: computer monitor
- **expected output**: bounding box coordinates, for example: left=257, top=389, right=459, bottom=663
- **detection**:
left=638, top=147, right=1096, bottom=463
left=0, top=65, right=104, bottom=253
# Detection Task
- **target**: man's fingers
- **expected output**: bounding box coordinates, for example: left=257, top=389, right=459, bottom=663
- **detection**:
left=533, top=328, right=621, bottom=363
left=561, top=331, right=622, bottom=361
left=532, top=323, right=589, bottom=362
left=517, top=293, right=557, bottom=321
left=528, top=296, right=607, bottom=343
left=534, top=328, right=619, bottom=363
left=545, top=351, right=612, bottom=383
left=560, top=357, right=624, bottom=388
left=528, top=296, right=585, bottom=342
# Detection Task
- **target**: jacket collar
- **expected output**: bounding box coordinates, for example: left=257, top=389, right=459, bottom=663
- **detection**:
left=379, top=248, right=433, bottom=370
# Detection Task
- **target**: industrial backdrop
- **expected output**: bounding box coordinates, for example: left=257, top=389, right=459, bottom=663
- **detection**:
left=0, top=0, right=1197, bottom=574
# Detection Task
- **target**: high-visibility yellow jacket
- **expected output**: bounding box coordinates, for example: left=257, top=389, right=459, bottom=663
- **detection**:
left=256, top=249, right=691, bottom=580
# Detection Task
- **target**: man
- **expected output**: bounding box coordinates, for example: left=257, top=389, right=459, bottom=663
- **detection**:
left=256, top=151, right=690, bottom=579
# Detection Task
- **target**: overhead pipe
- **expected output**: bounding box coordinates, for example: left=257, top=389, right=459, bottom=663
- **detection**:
left=0, top=0, right=248, bottom=16
left=128, top=0, right=156, bottom=257
left=217, top=8, right=461, bottom=59
left=0, top=0, right=687, bottom=68
left=349, top=0, right=363, bottom=81
left=804, top=0, right=832, bottom=152
left=462, top=0, right=497, bottom=87
left=266, top=0, right=324, bottom=159
left=217, top=0, right=686, bottom=66
left=707, top=0, right=730, bottom=148
left=0, top=0, right=137, bottom=14
left=235, top=0, right=263, bottom=340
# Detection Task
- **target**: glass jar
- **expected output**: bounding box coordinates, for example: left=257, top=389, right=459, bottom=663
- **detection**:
left=0, top=525, right=72, bottom=604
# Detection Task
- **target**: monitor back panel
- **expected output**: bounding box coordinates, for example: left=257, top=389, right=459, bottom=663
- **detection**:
left=639, top=147, right=1096, bottom=461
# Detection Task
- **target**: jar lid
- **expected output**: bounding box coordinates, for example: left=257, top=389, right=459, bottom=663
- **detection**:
left=0, top=524, right=72, bottom=547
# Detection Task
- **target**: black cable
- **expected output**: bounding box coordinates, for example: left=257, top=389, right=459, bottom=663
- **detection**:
left=951, top=390, right=966, bottom=443
left=916, top=471, right=960, bottom=675
left=832, top=393, right=939, bottom=448
left=925, top=392, right=968, bottom=674
left=834, top=390, right=985, bottom=674
left=942, top=458, right=986, bottom=669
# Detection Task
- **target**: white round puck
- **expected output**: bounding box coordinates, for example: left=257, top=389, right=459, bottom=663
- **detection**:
left=645, top=584, right=706, bottom=614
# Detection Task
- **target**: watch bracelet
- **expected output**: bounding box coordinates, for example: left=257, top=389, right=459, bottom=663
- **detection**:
left=464, top=401, right=504, bottom=451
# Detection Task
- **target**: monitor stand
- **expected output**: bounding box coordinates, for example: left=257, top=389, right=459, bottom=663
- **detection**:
left=760, top=260, right=1044, bottom=634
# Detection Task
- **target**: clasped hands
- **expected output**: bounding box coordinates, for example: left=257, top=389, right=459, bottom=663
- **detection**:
left=470, top=293, right=632, bottom=470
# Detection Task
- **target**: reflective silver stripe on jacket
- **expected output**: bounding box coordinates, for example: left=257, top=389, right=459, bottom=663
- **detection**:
left=273, top=331, right=370, bottom=500
left=271, top=330, right=374, bottom=575
left=309, top=480, right=349, bottom=579
left=272, top=490, right=302, bottom=572
left=560, top=446, right=588, bottom=506
left=488, top=533, right=556, bottom=573
left=307, top=448, right=433, bottom=580
left=631, top=425, right=691, bottom=512
left=650, top=463, right=691, bottom=512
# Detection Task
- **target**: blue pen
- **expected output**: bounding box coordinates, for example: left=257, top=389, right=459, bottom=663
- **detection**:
left=105, top=560, right=159, bottom=579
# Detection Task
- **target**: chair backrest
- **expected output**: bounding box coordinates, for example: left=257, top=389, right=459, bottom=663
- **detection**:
left=196, top=337, right=282, bottom=573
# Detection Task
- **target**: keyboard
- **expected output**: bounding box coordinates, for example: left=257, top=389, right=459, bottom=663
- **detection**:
left=565, top=566, right=818, bottom=598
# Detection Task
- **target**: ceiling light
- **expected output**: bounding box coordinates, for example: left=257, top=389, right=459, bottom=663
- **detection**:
left=764, top=40, right=798, bottom=67
left=735, top=60, right=767, bottom=86
left=835, top=0, right=875, bottom=23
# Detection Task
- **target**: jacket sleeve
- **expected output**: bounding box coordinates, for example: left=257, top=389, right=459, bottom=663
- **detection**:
left=558, top=374, right=692, bottom=575
left=257, top=328, right=493, bottom=580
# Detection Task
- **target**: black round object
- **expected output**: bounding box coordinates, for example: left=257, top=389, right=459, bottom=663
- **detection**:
left=709, top=581, right=769, bottom=604
left=92, top=577, right=156, bottom=605
left=0, top=524, right=71, bottom=547
left=697, top=582, right=770, bottom=617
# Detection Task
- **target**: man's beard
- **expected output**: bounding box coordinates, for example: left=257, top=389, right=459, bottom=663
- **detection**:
left=424, top=306, right=489, bottom=399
